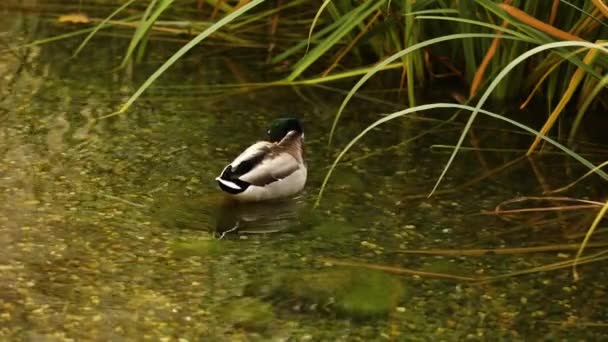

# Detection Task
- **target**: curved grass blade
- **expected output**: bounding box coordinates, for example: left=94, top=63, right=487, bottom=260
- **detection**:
left=404, top=0, right=417, bottom=107
left=120, top=0, right=174, bottom=69
left=2, top=28, right=94, bottom=54
left=560, top=0, right=608, bottom=28
left=568, top=73, right=608, bottom=145
left=527, top=45, right=600, bottom=153
left=322, top=10, right=382, bottom=76
left=482, top=249, right=608, bottom=283
left=520, top=49, right=578, bottom=108
left=591, top=0, right=608, bottom=22
left=458, top=0, right=477, bottom=83
left=306, top=0, right=333, bottom=54
left=106, top=0, right=266, bottom=117
left=314, top=103, right=608, bottom=207
left=271, top=13, right=349, bottom=64
left=286, top=0, right=386, bottom=81
left=72, top=0, right=137, bottom=57
left=414, top=16, right=527, bottom=41
left=406, top=9, right=459, bottom=16
left=547, top=161, right=608, bottom=194
left=327, top=32, right=531, bottom=146
left=229, top=0, right=307, bottom=30
left=573, top=200, right=608, bottom=281
left=121, top=0, right=158, bottom=66
left=280, top=61, right=405, bottom=85
left=430, top=41, right=608, bottom=198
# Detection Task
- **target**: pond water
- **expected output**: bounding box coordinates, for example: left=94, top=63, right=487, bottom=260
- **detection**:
left=1, top=4, right=608, bottom=341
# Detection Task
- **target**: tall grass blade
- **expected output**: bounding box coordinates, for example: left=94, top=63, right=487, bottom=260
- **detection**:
left=415, top=16, right=528, bottom=40
left=592, top=0, right=608, bottom=18
left=528, top=46, right=600, bottom=153
left=483, top=250, right=608, bottom=282
left=327, top=33, right=529, bottom=146
left=548, top=161, right=608, bottom=194
left=306, top=0, right=333, bottom=54
left=108, top=0, right=266, bottom=116
left=573, top=200, right=608, bottom=281
left=404, top=0, right=417, bottom=106
left=281, top=61, right=405, bottom=85
left=270, top=12, right=349, bottom=64
left=72, top=0, right=137, bottom=57
left=568, top=73, right=608, bottom=145
left=120, top=0, right=158, bottom=67
left=286, top=0, right=386, bottom=81
left=229, top=0, right=308, bottom=30
left=459, top=0, right=477, bottom=83
left=120, top=0, right=174, bottom=69
left=561, top=0, right=608, bottom=28
left=2, top=28, right=96, bottom=54
left=520, top=51, right=574, bottom=109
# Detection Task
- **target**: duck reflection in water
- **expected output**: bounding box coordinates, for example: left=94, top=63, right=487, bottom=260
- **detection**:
left=214, top=198, right=303, bottom=239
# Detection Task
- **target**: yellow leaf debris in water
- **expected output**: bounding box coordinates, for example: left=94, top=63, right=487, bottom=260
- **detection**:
left=57, top=13, right=90, bottom=24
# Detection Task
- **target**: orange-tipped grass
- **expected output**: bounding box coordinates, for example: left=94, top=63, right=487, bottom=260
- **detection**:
left=549, top=0, right=560, bottom=25
left=498, top=3, right=585, bottom=42
left=592, top=0, right=608, bottom=18
left=469, top=20, right=510, bottom=97
left=527, top=45, right=601, bottom=154
left=469, top=0, right=515, bottom=97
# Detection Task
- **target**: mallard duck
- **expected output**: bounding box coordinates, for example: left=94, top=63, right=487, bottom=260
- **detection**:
left=215, top=118, right=306, bottom=202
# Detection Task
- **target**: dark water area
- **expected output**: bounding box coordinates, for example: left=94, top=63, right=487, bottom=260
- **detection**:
left=1, top=4, right=608, bottom=341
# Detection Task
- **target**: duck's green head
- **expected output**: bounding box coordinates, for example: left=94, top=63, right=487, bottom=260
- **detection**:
left=268, top=117, right=303, bottom=142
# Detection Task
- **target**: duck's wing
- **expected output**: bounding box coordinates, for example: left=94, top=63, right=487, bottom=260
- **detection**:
left=238, top=152, right=301, bottom=186
left=229, top=142, right=273, bottom=170
left=217, top=142, right=273, bottom=192
left=229, top=142, right=273, bottom=177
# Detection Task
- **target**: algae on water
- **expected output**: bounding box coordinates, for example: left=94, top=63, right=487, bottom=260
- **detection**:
left=247, top=267, right=406, bottom=318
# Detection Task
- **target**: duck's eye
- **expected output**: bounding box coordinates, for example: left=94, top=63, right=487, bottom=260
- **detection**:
left=267, top=130, right=270, bottom=135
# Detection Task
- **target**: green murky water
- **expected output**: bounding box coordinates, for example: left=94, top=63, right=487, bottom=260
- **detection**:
left=2, top=5, right=608, bottom=341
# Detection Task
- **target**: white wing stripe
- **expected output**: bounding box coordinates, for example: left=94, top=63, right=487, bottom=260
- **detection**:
left=215, top=177, right=243, bottom=190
